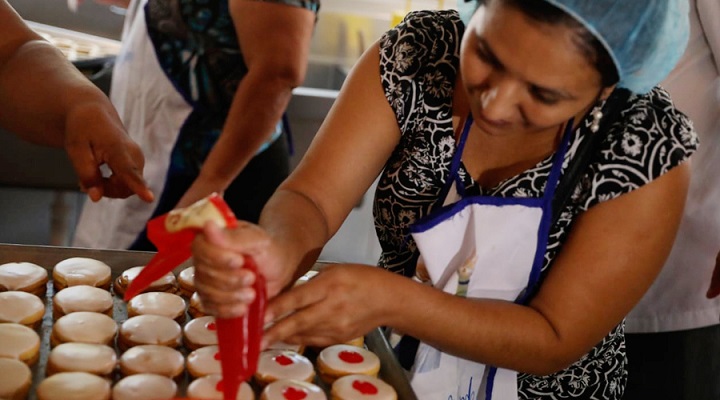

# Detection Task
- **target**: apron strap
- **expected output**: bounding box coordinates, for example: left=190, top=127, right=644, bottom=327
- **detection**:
left=517, top=117, right=574, bottom=305
left=436, top=115, right=475, bottom=206
left=484, top=89, right=631, bottom=400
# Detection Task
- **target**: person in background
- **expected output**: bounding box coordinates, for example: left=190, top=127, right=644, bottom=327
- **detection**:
left=72, top=0, right=318, bottom=250
left=0, top=0, right=153, bottom=203
left=191, top=0, right=694, bottom=398
left=624, top=1, right=720, bottom=399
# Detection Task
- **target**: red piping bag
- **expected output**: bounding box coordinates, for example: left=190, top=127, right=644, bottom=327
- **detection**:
left=215, top=255, right=266, bottom=398
left=123, top=193, right=266, bottom=400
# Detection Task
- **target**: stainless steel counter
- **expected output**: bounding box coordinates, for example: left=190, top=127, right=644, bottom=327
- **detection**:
left=0, top=243, right=155, bottom=270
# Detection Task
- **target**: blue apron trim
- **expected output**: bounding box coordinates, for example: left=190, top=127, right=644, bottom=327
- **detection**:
left=410, top=195, right=545, bottom=234
left=484, top=119, right=573, bottom=400
left=519, top=118, right=573, bottom=305
left=435, top=116, right=474, bottom=205
left=411, top=116, right=573, bottom=236
left=485, top=367, right=499, bottom=400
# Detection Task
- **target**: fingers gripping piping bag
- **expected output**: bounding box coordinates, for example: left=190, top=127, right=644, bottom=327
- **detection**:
left=123, top=193, right=267, bottom=400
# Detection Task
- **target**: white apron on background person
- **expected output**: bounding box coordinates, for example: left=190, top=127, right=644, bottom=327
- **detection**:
left=625, top=0, right=720, bottom=333
left=72, top=0, right=192, bottom=249
left=407, top=116, right=571, bottom=400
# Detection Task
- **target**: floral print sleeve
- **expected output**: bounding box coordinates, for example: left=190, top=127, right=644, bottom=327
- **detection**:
left=575, top=88, right=697, bottom=209
left=379, top=10, right=463, bottom=134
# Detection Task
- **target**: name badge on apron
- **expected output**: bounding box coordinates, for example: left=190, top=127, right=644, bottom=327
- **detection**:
left=407, top=115, right=571, bottom=400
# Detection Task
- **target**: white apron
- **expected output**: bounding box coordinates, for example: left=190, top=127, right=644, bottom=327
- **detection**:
left=407, top=115, right=571, bottom=399
left=73, top=0, right=192, bottom=249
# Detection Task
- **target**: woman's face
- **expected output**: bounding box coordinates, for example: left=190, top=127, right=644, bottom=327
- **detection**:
left=460, top=1, right=610, bottom=136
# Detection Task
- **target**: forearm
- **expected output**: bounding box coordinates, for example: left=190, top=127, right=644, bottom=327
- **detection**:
left=259, top=187, right=331, bottom=286
left=0, top=39, right=108, bottom=146
left=389, top=280, right=576, bottom=375
left=195, top=68, right=295, bottom=190
left=193, top=0, right=314, bottom=196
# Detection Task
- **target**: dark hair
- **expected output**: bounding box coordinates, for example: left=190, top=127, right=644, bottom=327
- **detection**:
left=491, top=0, right=620, bottom=87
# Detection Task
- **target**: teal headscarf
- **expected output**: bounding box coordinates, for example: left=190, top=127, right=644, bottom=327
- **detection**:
left=457, top=0, right=690, bottom=94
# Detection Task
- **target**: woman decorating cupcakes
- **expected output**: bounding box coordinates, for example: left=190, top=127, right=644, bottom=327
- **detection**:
left=192, top=0, right=695, bottom=398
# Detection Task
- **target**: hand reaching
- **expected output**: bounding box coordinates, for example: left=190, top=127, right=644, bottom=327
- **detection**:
left=262, top=264, right=397, bottom=349
left=64, top=102, right=154, bottom=203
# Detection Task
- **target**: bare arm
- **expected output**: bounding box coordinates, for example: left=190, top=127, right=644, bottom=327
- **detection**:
left=265, top=160, right=690, bottom=375
left=175, top=0, right=315, bottom=208
left=258, top=41, right=403, bottom=278
left=0, top=0, right=152, bottom=201
left=191, top=41, right=402, bottom=314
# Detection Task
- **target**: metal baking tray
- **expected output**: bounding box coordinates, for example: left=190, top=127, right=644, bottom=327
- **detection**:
left=0, top=244, right=416, bottom=400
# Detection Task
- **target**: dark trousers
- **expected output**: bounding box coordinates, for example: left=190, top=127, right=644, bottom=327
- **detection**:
left=129, top=135, right=289, bottom=251
left=624, top=324, right=720, bottom=400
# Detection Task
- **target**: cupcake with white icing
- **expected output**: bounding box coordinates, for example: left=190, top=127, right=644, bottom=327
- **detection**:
left=0, top=291, right=45, bottom=329
left=187, top=374, right=255, bottom=400
left=127, top=292, right=187, bottom=324
left=112, top=374, right=178, bottom=400
left=330, top=375, right=397, bottom=400
left=118, top=315, right=181, bottom=351
left=187, top=345, right=221, bottom=379
left=260, top=379, right=326, bottom=400
left=52, top=257, right=111, bottom=291
left=0, top=323, right=41, bottom=365
left=0, top=262, right=48, bottom=296
left=316, top=345, right=380, bottom=384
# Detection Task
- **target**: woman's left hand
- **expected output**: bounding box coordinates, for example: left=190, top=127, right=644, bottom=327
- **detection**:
left=262, top=264, right=398, bottom=349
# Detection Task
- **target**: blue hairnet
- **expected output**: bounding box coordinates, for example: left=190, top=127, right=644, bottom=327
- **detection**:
left=457, top=0, right=480, bottom=28
left=458, top=0, right=690, bottom=94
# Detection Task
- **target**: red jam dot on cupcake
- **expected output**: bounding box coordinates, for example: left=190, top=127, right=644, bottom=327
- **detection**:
left=206, top=321, right=217, bottom=331
left=216, top=379, right=224, bottom=392
left=213, top=351, right=221, bottom=360
left=282, top=387, right=308, bottom=400
left=339, top=350, right=364, bottom=364
left=274, top=354, right=294, bottom=366
left=352, top=380, right=379, bottom=395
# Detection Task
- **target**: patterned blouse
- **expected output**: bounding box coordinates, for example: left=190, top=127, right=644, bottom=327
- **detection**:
left=374, top=10, right=698, bottom=399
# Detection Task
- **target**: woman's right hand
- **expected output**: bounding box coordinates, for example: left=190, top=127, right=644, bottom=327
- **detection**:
left=191, top=221, right=293, bottom=318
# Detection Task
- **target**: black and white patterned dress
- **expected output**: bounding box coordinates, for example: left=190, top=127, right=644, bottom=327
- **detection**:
left=373, top=10, right=698, bottom=399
